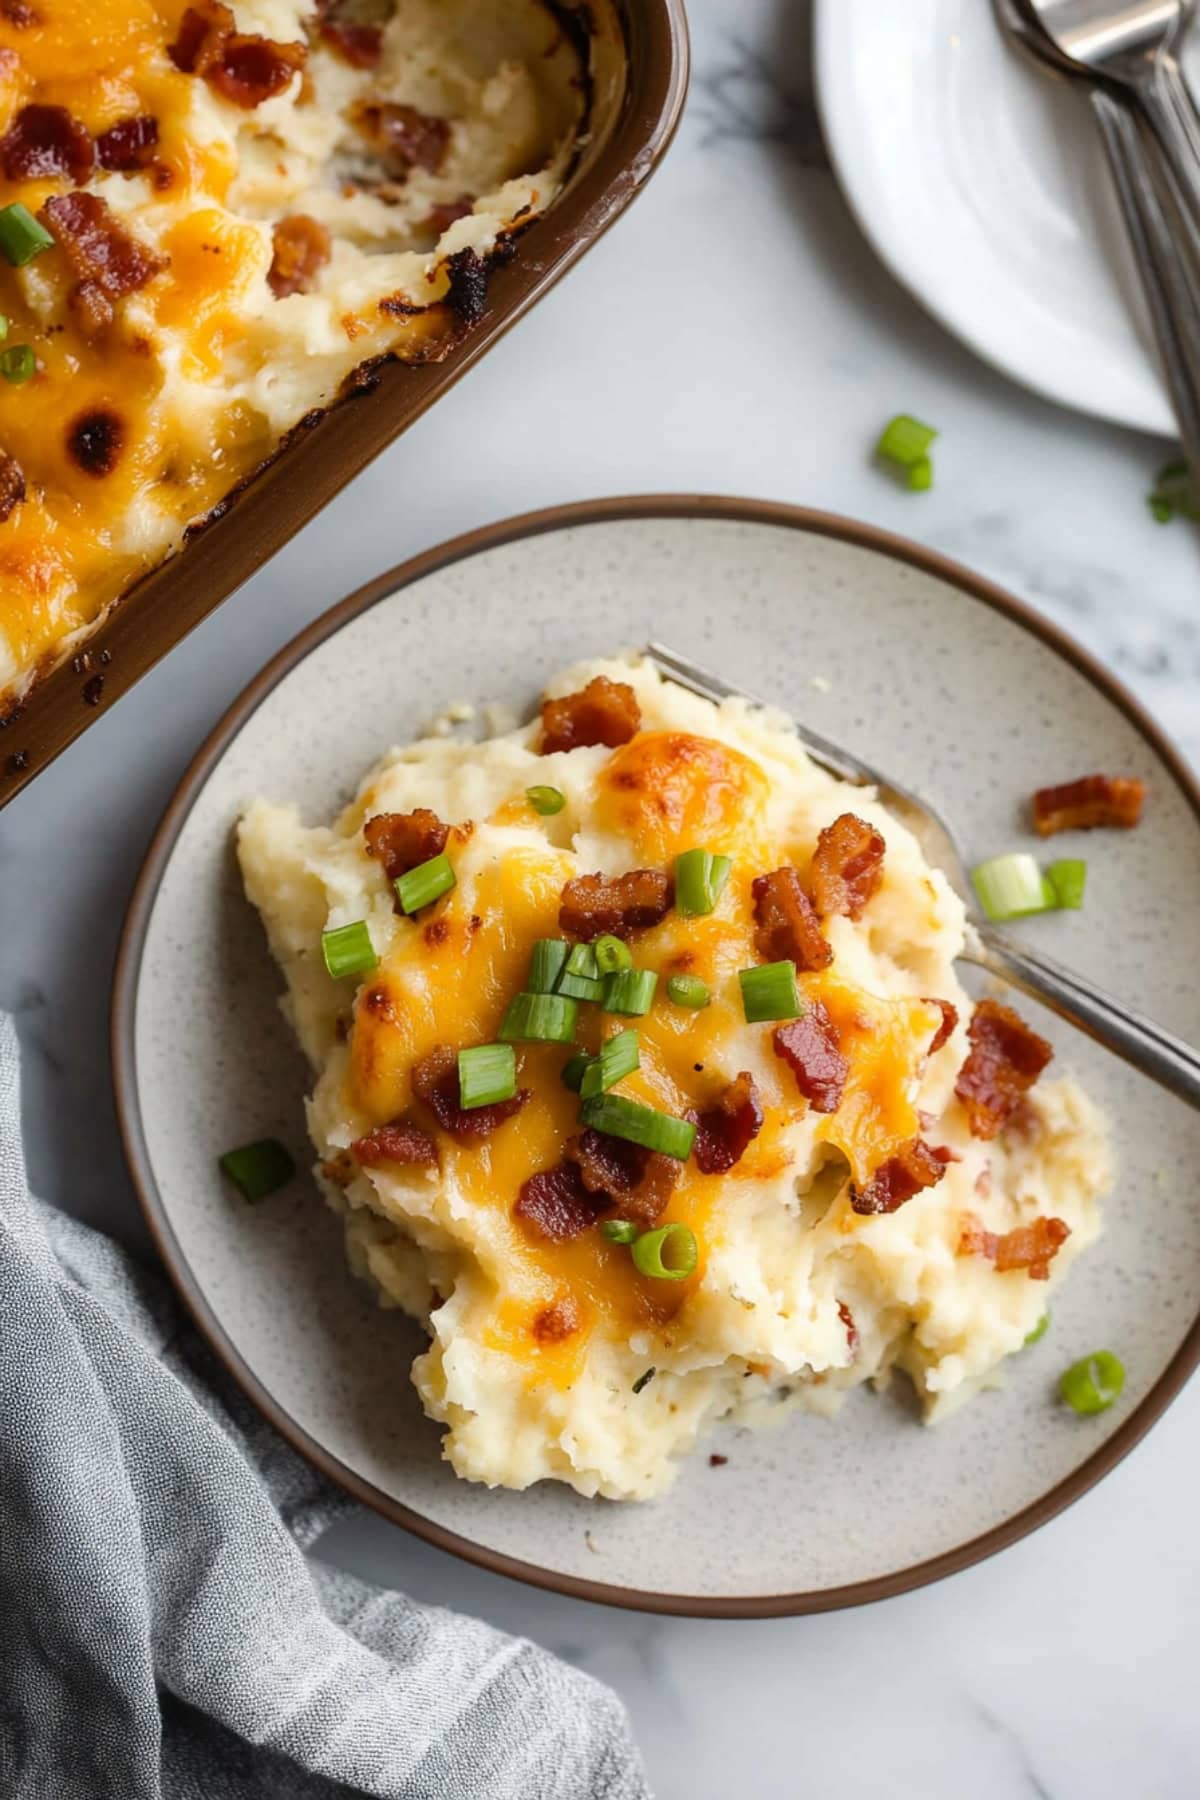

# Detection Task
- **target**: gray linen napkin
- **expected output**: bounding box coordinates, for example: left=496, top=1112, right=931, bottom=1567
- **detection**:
left=0, top=1016, right=651, bottom=1800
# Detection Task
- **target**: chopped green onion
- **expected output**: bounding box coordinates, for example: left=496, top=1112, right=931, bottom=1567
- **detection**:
left=1146, top=458, right=1200, bottom=524
left=632, top=1366, right=656, bottom=1393
left=0, top=344, right=34, bottom=384
left=594, top=935, right=633, bottom=975
left=601, top=1218, right=639, bottom=1244
left=1046, top=858, right=1087, bottom=911
left=1060, top=1350, right=1125, bottom=1415
left=738, top=960, right=801, bottom=1023
left=561, top=1051, right=592, bottom=1093
left=457, top=1043, right=517, bottom=1109
left=564, top=943, right=599, bottom=979
left=632, top=1222, right=698, bottom=1281
left=675, top=848, right=732, bottom=917
left=876, top=413, right=937, bottom=467
left=580, top=1028, right=640, bottom=1098
left=526, top=784, right=565, bottom=815
left=666, top=973, right=710, bottom=1010
left=528, top=938, right=570, bottom=994
left=971, top=852, right=1054, bottom=923
left=0, top=202, right=54, bottom=267
left=396, top=852, right=455, bottom=915
left=603, top=968, right=658, bottom=1016
left=1025, top=1311, right=1050, bottom=1347
left=556, top=941, right=604, bottom=1001
left=578, top=1092, right=695, bottom=1160
left=498, top=992, right=578, bottom=1044
left=219, top=1138, right=295, bottom=1203
left=0, top=315, right=9, bottom=342
left=906, top=455, right=933, bottom=492
left=321, top=920, right=377, bottom=981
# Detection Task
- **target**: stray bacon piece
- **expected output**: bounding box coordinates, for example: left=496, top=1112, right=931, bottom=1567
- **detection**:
left=412, top=1043, right=529, bottom=1143
left=424, top=194, right=474, bottom=235
left=559, top=868, right=673, bottom=942
left=541, top=675, right=641, bottom=755
left=531, top=1295, right=580, bottom=1343
left=773, top=1004, right=848, bottom=1114
left=169, top=1, right=306, bottom=109
left=350, top=99, right=451, bottom=174
left=809, top=812, right=885, bottom=920
left=350, top=1119, right=438, bottom=1168
left=849, top=1138, right=946, bottom=1216
left=929, top=1144, right=961, bottom=1165
left=1, top=104, right=94, bottom=185
left=363, top=808, right=449, bottom=883
left=687, top=1072, right=765, bottom=1175
left=0, top=453, right=25, bottom=524
left=515, top=1159, right=609, bottom=1242
left=318, top=17, right=384, bottom=66
left=959, top=1212, right=1070, bottom=1281
left=268, top=213, right=331, bottom=298
left=837, top=1299, right=859, bottom=1355
left=924, top=998, right=959, bottom=1056
left=567, top=1128, right=679, bottom=1226
left=751, top=866, right=832, bottom=972
left=40, top=193, right=167, bottom=327
left=955, top=998, right=1053, bottom=1141
left=96, top=115, right=160, bottom=173
left=1032, top=774, right=1146, bottom=837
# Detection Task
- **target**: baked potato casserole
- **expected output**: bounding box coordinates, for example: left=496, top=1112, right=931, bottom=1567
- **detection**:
left=236, top=656, right=1112, bottom=1499
left=0, top=0, right=587, bottom=708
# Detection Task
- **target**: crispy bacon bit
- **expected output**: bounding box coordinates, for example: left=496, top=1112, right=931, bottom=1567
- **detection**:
left=267, top=213, right=331, bottom=298
left=350, top=99, right=450, bottom=172
left=959, top=1212, right=1070, bottom=1281
left=318, top=18, right=383, bottom=66
left=559, top=868, right=672, bottom=941
left=809, top=812, right=885, bottom=920
left=0, top=1, right=38, bottom=24
left=772, top=1004, right=847, bottom=1114
left=169, top=1, right=306, bottom=109
left=350, top=1120, right=438, bottom=1168
left=424, top=194, right=474, bottom=235
left=67, top=408, right=123, bottom=478
left=849, top=1138, right=946, bottom=1216
left=1032, top=774, right=1146, bottom=836
left=515, top=1159, right=610, bottom=1242
left=929, top=1144, right=961, bottom=1165
left=567, top=1128, right=679, bottom=1226
left=96, top=115, right=160, bottom=173
left=40, top=192, right=167, bottom=332
left=750, top=866, right=832, bottom=972
left=687, top=1072, right=764, bottom=1175
left=0, top=453, right=25, bottom=524
left=412, top=1044, right=530, bottom=1142
left=531, top=1296, right=580, bottom=1343
left=955, top=999, right=1053, bottom=1141
left=924, top=998, right=959, bottom=1056
left=837, top=1299, right=859, bottom=1354
left=363, top=808, right=449, bottom=883
left=1, top=104, right=94, bottom=185
left=541, top=675, right=641, bottom=755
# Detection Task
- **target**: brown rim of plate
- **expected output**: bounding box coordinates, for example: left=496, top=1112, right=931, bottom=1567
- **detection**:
left=111, top=494, right=1200, bottom=1619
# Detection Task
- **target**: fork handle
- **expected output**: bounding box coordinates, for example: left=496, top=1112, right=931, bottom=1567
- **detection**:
left=967, top=924, right=1200, bottom=1109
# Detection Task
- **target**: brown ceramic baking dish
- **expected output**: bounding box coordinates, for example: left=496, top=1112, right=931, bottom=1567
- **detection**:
left=0, top=0, right=688, bottom=809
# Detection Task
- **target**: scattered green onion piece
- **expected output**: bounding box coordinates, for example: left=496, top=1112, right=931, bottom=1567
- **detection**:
left=738, top=960, right=801, bottom=1023
left=1024, top=1311, right=1050, bottom=1347
left=0, top=202, right=54, bottom=267
left=0, top=344, right=34, bottom=384
left=528, top=938, right=570, bottom=994
left=580, top=1028, right=640, bottom=1098
left=1059, top=1350, right=1125, bottom=1415
left=0, top=315, right=9, bottom=343
left=601, top=1219, right=639, bottom=1245
left=906, top=455, right=933, bottom=492
left=396, top=851, right=455, bottom=915
left=1146, top=458, right=1200, bottom=524
left=498, top=992, right=578, bottom=1044
left=632, top=1367, right=656, bottom=1393
left=594, top=935, right=633, bottom=975
left=561, top=1051, right=592, bottom=1093
left=556, top=969, right=605, bottom=1002
left=526, top=784, right=566, bottom=815
left=219, top=1138, right=295, bottom=1203
left=1046, top=858, right=1087, bottom=911
left=321, top=919, right=377, bottom=981
left=675, top=848, right=732, bottom=917
left=971, top=852, right=1055, bottom=923
left=603, top=968, right=658, bottom=1016
left=632, top=1222, right=698, bottom=1281
left=666, top=973, right=710, bottom=1010
left=876, top=413, right=937, bottom=468
left=457, top=1043, right=517, bottom=1109
left=564, top=943, right=599, bottom=979
left=578, top=1093, right=695, bottom=1160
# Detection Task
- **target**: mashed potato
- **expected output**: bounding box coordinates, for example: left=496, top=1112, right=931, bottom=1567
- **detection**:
left=238, top=656, right=1112, bottom=1499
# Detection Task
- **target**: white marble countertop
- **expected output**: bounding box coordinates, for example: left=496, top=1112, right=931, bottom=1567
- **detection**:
left=4, top=3, right=1199, bottom=1794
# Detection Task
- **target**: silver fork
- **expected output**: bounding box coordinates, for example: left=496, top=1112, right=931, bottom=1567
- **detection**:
left=645, top=643, right=1200, bottom=1111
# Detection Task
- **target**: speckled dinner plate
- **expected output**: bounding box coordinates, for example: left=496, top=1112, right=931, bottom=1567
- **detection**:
left=112, top=497, right=1200, bottom=1616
